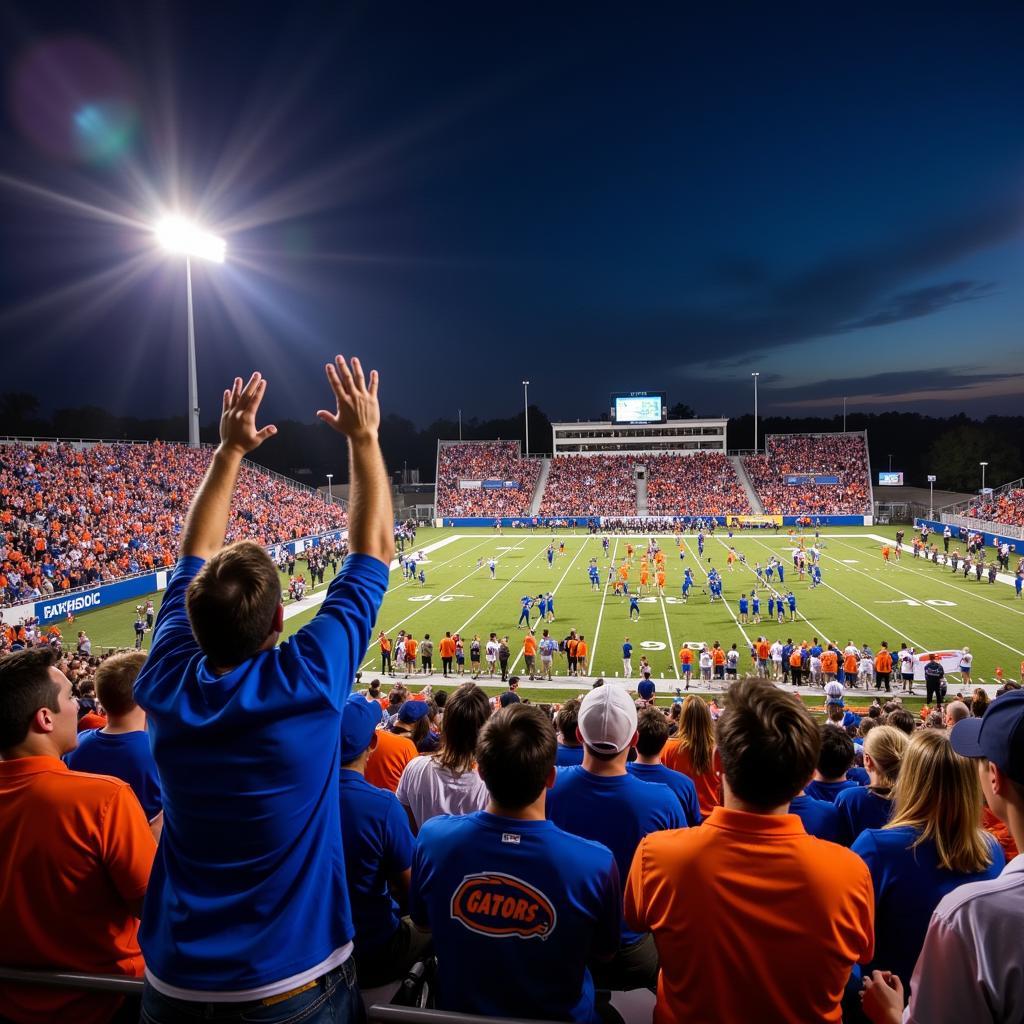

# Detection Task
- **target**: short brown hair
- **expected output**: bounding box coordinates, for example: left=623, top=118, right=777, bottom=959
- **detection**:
left=94, top=651, right=147, bottom=717
left=716, top=678, right=820, bottom=808
left=186, top=541, right=281, bottom=668
left=477, top=704, right=556, bottom=810
left=636, top=707, right=670, bottom=758
left=555, top=698, right=581, bottom=743
left=434, top=683, right=492, bottom=775
left=0, top=647, right=60, bottom=751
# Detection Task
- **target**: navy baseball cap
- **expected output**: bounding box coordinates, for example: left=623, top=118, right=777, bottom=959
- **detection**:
left=399, top=699, right=431, bottom=723
left=340, top=696, right=381, bottom=763
left=950, top=690, right=1024, bottom=785
left=637, top=680, right=656, bottom=700
left=499, top=690, right=521, bottom=707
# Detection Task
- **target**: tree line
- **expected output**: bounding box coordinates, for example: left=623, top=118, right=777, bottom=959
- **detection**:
left=1, top=391, right=1020, bottom=494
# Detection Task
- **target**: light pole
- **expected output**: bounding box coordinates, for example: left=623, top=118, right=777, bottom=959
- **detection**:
left=843, top=397, right=847, bottom=433
left=980, top=461, right=988, bottom=492
left=888, top=454, right=893, bottom=472
left=156, top=216, right=226, bottom=448
left=326, top=473, right=334, bottom=504
left=458, top=409, right=462, bottom=442
left=522, top=380, right=530, bottom=457
left=927, top=474, right=936, bottom=518
left=751, top=372, right=760, bottom=453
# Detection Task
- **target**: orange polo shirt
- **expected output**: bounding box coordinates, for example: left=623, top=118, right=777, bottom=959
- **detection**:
left=438, top=636, right=456, bottom=659
left=875, top=651, right=893, bottom=674
left=625, top=806, right=874, bottom=1024
left=523, top=634, right=537, bottom=657
left=660, top=742, right=720, bottom=818
left=0, top=756, right=156, bottom=1024
left=364, top=729, right=418, bottom=792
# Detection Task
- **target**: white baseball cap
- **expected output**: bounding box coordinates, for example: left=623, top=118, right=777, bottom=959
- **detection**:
left=578, top=685, right=638, bottom=754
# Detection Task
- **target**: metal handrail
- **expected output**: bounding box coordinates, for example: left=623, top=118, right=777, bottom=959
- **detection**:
left=0, top=966, right=143, bottom=993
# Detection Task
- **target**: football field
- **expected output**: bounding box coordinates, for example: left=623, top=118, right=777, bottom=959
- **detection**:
left=64, top=525, right=1024, bottom=691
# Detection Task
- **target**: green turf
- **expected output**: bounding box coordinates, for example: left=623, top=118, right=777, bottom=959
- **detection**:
left=65, top=524, right=1024, bottom=690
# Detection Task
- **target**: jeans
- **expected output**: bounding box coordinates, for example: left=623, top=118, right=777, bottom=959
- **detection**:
left=140, top=960, right=365, bottom=1024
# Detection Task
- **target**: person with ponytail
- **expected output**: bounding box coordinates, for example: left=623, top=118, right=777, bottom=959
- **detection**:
left=851, top=731, right=1005, bottom=1001
left=660, top=694, right=718, bottom=818
left=835, top=726, right=908, bottom=846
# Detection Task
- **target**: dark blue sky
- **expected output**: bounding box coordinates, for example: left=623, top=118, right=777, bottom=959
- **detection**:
left=2, top=1, right=1023, bottom=426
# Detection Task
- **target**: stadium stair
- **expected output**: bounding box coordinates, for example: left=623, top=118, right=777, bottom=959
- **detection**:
left=529, top=457, right=551, bottom=516
left=635, top=466, right=649, bottom=516
left=730, top=455, right=764, bottom=513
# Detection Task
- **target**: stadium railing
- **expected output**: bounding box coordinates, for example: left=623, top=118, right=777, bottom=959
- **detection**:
left=0, top=966, right=143, bottom=993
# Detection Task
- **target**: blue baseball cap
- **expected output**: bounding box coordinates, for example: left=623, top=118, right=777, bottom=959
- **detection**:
left=950, top=690, right=1024, bottom=785
left=399, top=699, right=431, bottom=723
left=499, top=690, right=521, bottom=708
left=637, top=680, right=656, bottom=700
left=340, top=696, right=381, bottom=763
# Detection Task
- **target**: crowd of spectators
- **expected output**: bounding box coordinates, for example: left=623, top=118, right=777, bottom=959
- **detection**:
left=967, top=487, right=1024, bottom=527
left=540, top=454, right=639, bottom=516
left=645, top=453, right=751, bottom=516
left=434, top=441, right=540, bottom=517
left=744, top=433, right=872, bottom=514
left=0, top=441, right=346, bottom=608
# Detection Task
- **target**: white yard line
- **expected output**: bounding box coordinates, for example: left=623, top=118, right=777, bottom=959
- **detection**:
left=452, top=538, right=552, bottom=637
left=681, top=536, right=753, bottom=648
left=508, top=537, right=593, bottom=675
left=745, top=536, right=927, bottom=650
left=658, top=594, right=681, bottom=680
left=358, top=538, right=526, bottom=669
left=714, top=536, right=832, bottom=644
left=587, top=536, right=620, bottom=671
left=824, top=537, right=1024, bottom=657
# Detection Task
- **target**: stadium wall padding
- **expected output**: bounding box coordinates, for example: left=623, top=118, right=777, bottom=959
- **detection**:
left=441, top=516, right=871, bottom=528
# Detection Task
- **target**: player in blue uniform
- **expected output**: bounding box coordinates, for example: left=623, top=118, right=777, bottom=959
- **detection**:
left=546, top=592, right=555, bottom=622
left=602, top=536, right=610, bottom=557
left=751, top=593, right=760, bottom=623
left=518, top=595, right=533, bottom=628
left=767, top=595, right=775, bottom=620
left=777, top=561, right=785, bottom=584
left=535, top=593, right=547, bottom=626
left=738, top=594, right=749, bottom=623
left=418, top=568, right=426, bottom=586
left=410, top=705, right=621, bottom=1022
left=681, top=569, right=693, bottom=602
left=697, top=532, right=705, bottom=556
left=547, top=544, right=555, bottom=568
left=787, top=591, right=797, bottom=621
left=588, top=565, right=601, bottom=590
left=628, top=594, right=640, bottom=621
left=765, top=560, right=775, bottom=583
left=489, top=558, right=497, bottom=579
left=810, top=564, right=822, bottom=588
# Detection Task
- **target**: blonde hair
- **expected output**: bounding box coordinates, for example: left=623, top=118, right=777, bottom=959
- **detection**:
left=863, top=725, right=908, bottom=788
left=674, top=695, right=715, bottom=775
left=887, top=731, right=993, bottom=874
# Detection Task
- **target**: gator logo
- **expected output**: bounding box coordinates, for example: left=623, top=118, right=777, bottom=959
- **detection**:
left=450, top=872, right=556, bottom=940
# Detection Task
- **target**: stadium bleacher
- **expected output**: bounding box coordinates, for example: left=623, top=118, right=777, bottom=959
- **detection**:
left=434, top=441, right=540, bottom=517
left=0, top=441, right=346, bottom=608
left=743, top=433, right=872, bottom=515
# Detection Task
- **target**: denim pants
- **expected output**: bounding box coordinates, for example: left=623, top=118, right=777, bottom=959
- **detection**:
left=140, top=960, right=365, bottom=1024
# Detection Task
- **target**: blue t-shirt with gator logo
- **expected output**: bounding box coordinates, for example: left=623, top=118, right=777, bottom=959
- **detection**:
left=410, top=811, right=620, bottom=1023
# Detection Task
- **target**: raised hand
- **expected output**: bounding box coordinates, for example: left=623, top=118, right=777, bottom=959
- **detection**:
left=220, top=373, right=277, bottom=455
left=316, top=356, right=380, bottom=442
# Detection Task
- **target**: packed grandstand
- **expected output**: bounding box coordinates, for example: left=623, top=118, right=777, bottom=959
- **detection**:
left=436, top=432, right=872, bottom=517
left=0, top=441, right=346, bottom=608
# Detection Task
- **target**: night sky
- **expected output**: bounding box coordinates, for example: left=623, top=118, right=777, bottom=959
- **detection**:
left=2, top=1, right=1023, bottom=428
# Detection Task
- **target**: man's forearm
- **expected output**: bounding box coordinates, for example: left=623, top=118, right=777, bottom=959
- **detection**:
left=347, top=435, right=394, bottom=564
left=180, top=446, right=243, bottom=560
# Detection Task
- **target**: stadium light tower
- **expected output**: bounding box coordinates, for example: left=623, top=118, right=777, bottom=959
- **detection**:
left=522, top=380, right=530, bottom=457
left=927, top=473, right=936, bottom=518
left=325, top=473, right=334, bottom=504
left=751, top=372, right=760, bottom=453
left=155, top=216, right=226, bottom=448
left=980, top=461, right=988, bottom=492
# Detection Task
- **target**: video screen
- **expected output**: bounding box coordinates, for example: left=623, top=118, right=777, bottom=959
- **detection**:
left=878, top=471, right=904, bottom=486
left=612, top=393, right=665, bottom=424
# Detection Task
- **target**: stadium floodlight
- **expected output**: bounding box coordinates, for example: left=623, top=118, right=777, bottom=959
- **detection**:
left=522, top=381, right=531, bottom=458
left=751, top=372, right=760, bottom=453
left=156, top=216, right=226, bottom=263
left=154, top=216, right=227, bottom=448
left=980, top=461, right=988, bottom=492
left=326, top=473, right=334, bottom=504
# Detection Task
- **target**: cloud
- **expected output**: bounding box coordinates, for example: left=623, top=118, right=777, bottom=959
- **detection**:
left=767, top=368, right=1024, bottom=410
left=838, top=280, right=996, bottom=332
left=570, top=195, right=1024, bottom=368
